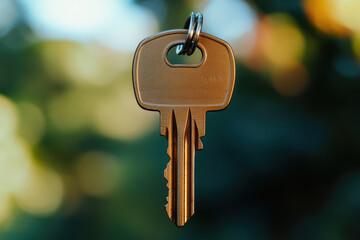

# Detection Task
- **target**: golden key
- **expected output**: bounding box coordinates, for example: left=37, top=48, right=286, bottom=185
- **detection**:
left=132, top=12, right=235, bottom=227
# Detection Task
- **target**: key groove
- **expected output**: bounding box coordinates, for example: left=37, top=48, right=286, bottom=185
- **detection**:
left=171, top=110, right=177, bottom=223
left=184, top=109, right=191, bottom=221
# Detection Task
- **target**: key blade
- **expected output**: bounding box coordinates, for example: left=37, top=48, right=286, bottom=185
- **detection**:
left=161, top=108, right=203, bottom=227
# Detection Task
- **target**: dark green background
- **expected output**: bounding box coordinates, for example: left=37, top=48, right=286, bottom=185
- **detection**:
left=0, top=0, right=360, bottom=239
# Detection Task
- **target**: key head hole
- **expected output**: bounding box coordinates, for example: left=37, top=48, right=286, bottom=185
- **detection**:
left=165, top=44, right=204, bottom=67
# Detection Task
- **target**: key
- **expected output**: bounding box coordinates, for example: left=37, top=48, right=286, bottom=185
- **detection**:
left=133, top=29, right=235, bottom=226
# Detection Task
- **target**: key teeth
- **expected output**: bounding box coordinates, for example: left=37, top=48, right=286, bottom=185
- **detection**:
left=164, top=118, right=174, bottom=222
left=198, top=139, right=203, bottom=150
left=164, top=164, right=169, bottom=188
left=164, top=147, right=170, bottom=202
left=194, top=121, right=204, bottom=150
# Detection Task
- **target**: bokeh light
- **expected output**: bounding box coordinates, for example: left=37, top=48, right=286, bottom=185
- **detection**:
left=18, top=0, right=159, bottom=51
left=14, top=163, right=63, bottom=215
left=200, top=0, right=257, bottom=58
left=18, top=102, right=45, bottom=145
left=0, top=137, right=31, bottom=195
left=304, top=0, right=360, bottom=36
left=75, top=151, right=121, bottom=197
left=0, top=0, right=18, bottom=37
left=0, top=95, right=18, bottom=141
left=41, top=42, right=113, bottom=86
left=47, top=89, right=94, bottom=131
left=0, top=95, right=64, bottom=225
left=92, top=83, right=158, bottom=140
left=352, top=34, right=360, bottom=60
left=261, top=14, right=305, bottom=70
left=244, top=13, right=308, bottom=96
left=332, top=0, right=360, bottom=34
left=0, top=195, right=12, bottom=225
left=271, top=62, right=309, bottom=97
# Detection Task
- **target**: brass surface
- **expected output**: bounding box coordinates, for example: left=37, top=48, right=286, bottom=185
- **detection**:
left=133, top=30, right=235, bottom=226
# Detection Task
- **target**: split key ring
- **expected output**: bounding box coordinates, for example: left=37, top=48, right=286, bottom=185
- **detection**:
left=176, top=12, right=203, bottom=56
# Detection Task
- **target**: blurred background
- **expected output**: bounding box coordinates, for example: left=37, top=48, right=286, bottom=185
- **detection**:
left=0, top=0, right=359, bottom=239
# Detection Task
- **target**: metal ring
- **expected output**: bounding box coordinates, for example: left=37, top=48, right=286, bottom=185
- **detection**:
left=187, top=13, right=203, bottom=55
left=176, top=12, right=196, bottom=55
